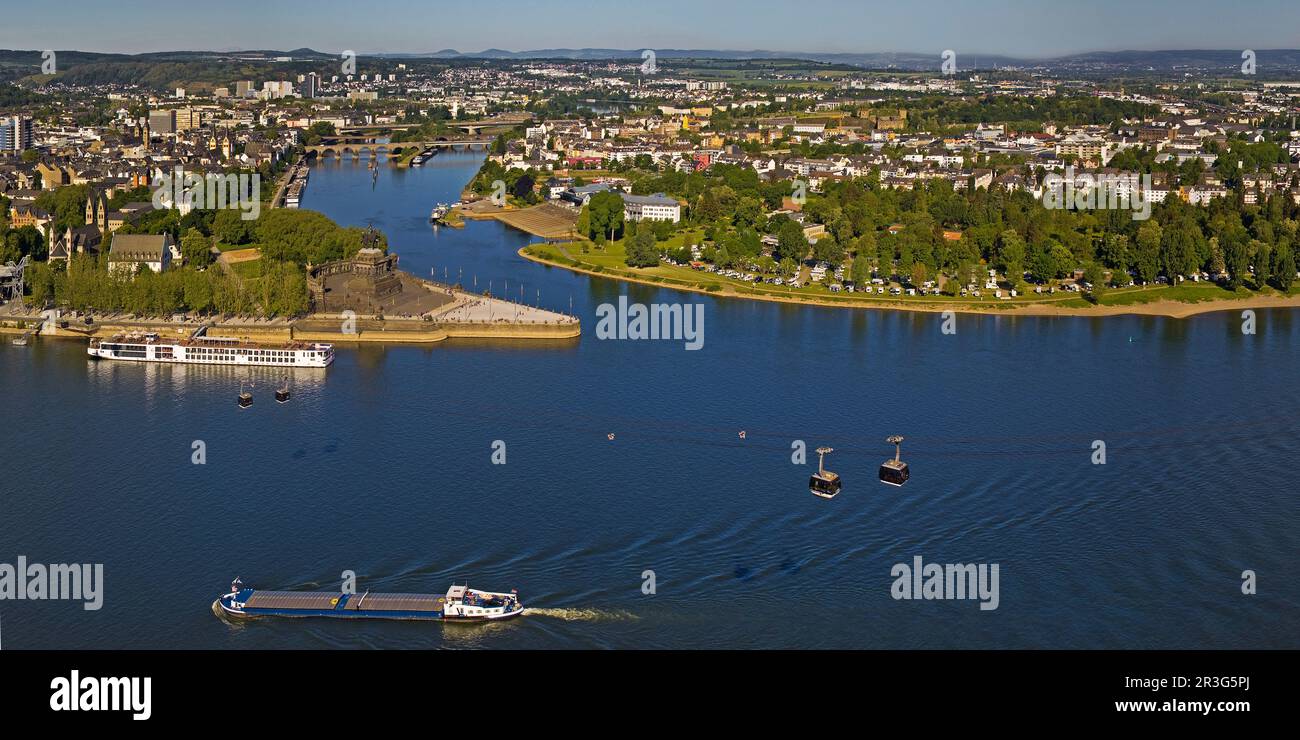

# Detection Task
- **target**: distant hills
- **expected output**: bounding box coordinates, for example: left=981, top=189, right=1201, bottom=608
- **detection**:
left=5, top=47, right=1300, bottom=76
left=365, top=48, right=1300, bottom=73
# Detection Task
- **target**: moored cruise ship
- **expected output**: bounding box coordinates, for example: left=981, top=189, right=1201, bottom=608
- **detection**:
left=88, top=330, right=333, bottom=368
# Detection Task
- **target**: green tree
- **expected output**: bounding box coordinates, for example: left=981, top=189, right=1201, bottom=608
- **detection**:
left=1083, top=263, right=1107, bottom=301
left=1273, top=241, right=1296, bottom=292
left=625, top=230, right=659, bottom=267
left=1221, top=223, right=1250, bottom=289
left=910, top=262, right=928, bottom=287
left=998, top=229, right=1026, bottom=282
left=181, top=228, right=212, bottom=268
left=587, top=191, right=625, bottom=243
left=850, top=254, right=871, bottom=285
left=813, top=235, right=844, bottom=265
left=213, top=209, right=254, bottom=246
left=1134, top=220, right=1163, bottom=284
left=775, top=220, right=808, bottom=263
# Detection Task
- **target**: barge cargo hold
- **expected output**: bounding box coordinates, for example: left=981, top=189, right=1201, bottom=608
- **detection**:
left=216, top=580, right=524, bottom=622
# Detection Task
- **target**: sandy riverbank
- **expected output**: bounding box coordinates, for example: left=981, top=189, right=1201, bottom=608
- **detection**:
left=518, top=248, right=1300, bottom=319
left=458, top=201, right=578, bottom=239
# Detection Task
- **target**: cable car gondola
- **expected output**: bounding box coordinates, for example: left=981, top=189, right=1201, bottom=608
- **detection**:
left=809, top=446, right=842, bottom=499
left=275, top=376, right=291, bottom=404
left=238, top=381, right=253, bottom=409
left=879, top=435, right=909, bottom=486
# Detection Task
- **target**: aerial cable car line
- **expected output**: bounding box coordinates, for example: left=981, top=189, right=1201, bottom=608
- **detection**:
left=401, top=394, right=1300, bottom=449
left=405, top=396, right=1300, bottom=454
left=571, top=429, right=1283, bottom=459
left=404, top=389, right=1299, bottom=445
left=382, top=399, right=1284, bottom=459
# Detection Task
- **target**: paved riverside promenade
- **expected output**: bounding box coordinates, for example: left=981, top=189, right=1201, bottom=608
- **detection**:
left=1, top=274, right=580, bottom=344
left=296, top=274, right=580, bottom=342
left=427, top=292, right=573, bottom=325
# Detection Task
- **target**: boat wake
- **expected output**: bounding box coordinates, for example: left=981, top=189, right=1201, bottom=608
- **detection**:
left=523, top=607, right=638, bottom=622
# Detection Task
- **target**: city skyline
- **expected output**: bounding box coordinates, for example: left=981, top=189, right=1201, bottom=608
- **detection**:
left=4, top=0, right=1300, bottom=58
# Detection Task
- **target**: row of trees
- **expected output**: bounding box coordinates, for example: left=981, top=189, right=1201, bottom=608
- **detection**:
left=16, top=179, right=377, bottom=316
left=26, top=254, right=309, bottom=317
left=608, top=159, right=1300, bottom=292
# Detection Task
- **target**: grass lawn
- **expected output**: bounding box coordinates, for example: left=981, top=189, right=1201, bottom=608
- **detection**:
left=230, top=261, right=262, bottom=280
left=215, top=242, right=262, bottom=253
left=1096, top=283, right=1253, bottom=306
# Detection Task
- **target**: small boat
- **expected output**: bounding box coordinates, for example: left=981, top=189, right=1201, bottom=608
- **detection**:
left=429, top=203, right=451, bottom=222
left=809, top=446, right=841, bottom=499
left=879, top=435, right=910, bottom=486
left=216, top=579, right=525, bottom=622
left=238, top=381, right=253, bottom=409
left=275, top=376, right=291, bottom=404
left=11, top=334, right=29, bottom=346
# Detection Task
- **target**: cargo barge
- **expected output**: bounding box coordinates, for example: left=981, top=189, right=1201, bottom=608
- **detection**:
left=215, top=579, right=524, bottom=622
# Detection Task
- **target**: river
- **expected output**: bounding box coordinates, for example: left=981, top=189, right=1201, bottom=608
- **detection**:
left=2, top=149, right=1297, bottom=648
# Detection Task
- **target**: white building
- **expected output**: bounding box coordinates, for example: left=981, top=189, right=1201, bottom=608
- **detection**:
left=623, top=193, right=681, bottom=223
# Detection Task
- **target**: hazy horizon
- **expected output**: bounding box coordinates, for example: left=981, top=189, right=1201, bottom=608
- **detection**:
left=4, top=0, right=1299, bottom=58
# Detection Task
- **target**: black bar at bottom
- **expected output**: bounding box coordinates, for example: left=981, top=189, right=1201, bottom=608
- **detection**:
left=0, top=650, right=1282, bottom=724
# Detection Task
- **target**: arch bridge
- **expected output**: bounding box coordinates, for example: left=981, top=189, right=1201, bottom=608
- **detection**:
left=305, top=138, right=494, bottom=158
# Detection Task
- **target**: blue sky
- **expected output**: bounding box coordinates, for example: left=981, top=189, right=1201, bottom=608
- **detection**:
left=5, top=0, right=1299, bottom=57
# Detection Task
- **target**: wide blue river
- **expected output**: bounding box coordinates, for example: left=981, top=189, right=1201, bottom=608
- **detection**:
left=2, top=150, right=1297, bottom=648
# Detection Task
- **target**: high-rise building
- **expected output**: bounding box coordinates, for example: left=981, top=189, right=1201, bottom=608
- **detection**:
left=303, top=73, right=318, bottom=99
left=261, top=80, right=294, bottom=98
left=148, top=110, right=176, bottom=135
left=175, top=107, right=201, bottom=131
left=0, top=115, right=34, bottom=151
left=234, top=80, right=253, bottom=98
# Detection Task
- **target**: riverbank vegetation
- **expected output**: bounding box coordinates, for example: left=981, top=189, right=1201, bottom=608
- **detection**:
left=21, top=207, right=381, bottom=318
left=537, top=154, right=1300, bottom=308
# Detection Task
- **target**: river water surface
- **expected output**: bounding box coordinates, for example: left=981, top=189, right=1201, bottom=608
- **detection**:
left=2, top=150, right=1297, bottom=648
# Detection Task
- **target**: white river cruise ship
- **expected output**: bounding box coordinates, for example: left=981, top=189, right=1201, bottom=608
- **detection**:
left=88, top=330, right=333, bottom=368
